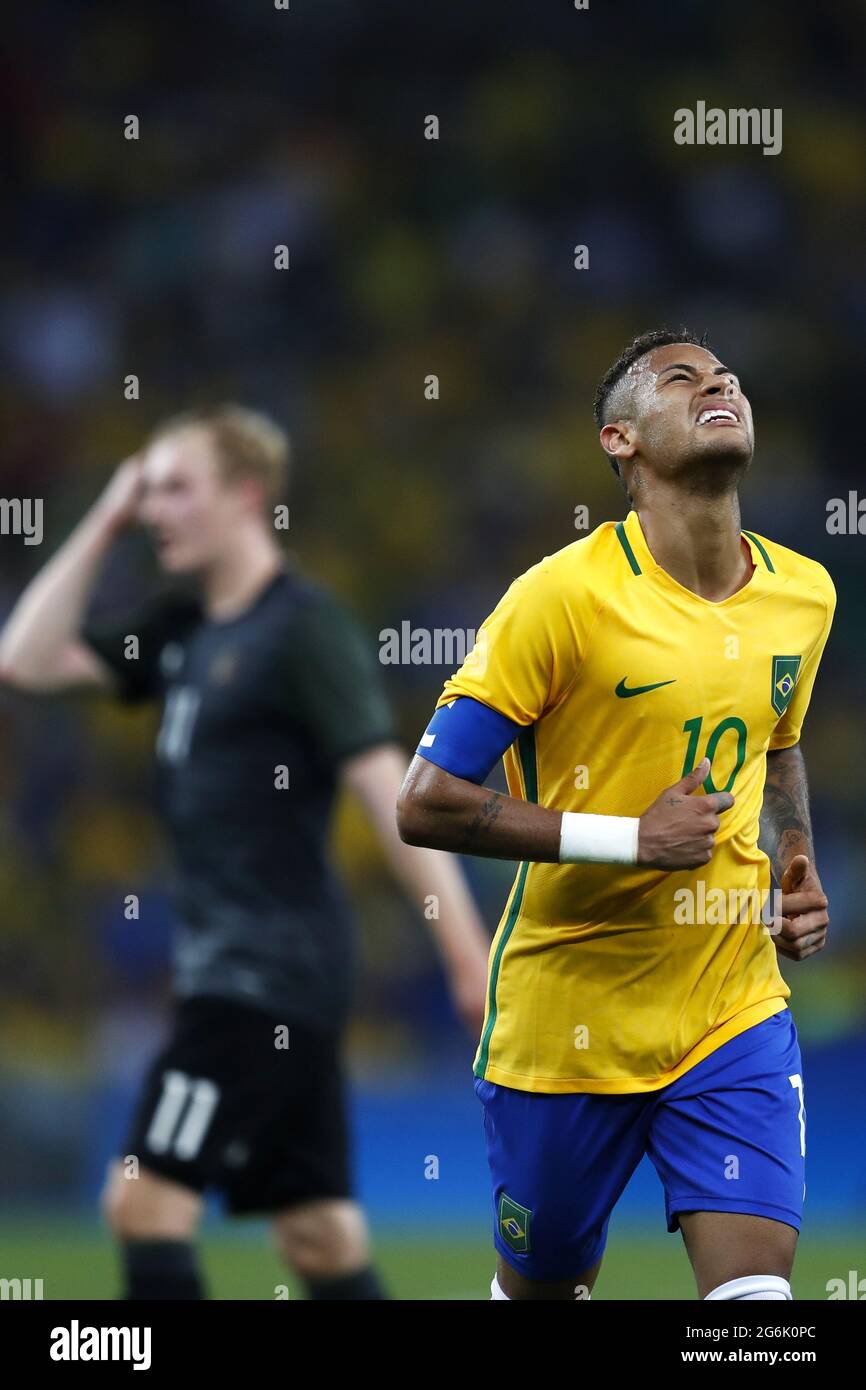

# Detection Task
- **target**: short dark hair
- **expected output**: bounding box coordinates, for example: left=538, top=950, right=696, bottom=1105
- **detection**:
left=593, top=327, right=713, bottom=482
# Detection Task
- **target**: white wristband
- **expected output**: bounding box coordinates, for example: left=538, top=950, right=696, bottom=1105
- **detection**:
left=559, top=811, right=640, bottom=865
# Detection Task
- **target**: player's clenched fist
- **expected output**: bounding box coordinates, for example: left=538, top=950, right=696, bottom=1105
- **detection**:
left=637, top=758, right=734, bottom=869
left=772, top=854, right=829, bottom=962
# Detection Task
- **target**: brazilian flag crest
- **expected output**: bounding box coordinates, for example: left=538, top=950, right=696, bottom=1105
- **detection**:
left=771, top=655, right=801, bottom=716
left=498, top=1193, right=531, bottom=1253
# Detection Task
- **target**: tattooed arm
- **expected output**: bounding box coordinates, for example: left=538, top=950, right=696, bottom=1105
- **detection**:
left=397, top=754, right=563, bottom=862
left=759, top=745, right=816, bottom=882
left=760, top=745, right=829, bottom=962
left=398, top=752, right=734, bottom=870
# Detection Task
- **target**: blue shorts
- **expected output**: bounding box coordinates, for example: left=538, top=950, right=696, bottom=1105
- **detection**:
left=475, top=1009, right=806, bottom=1282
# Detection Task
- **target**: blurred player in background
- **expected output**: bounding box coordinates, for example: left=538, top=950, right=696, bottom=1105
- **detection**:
left=399, top=329, right=835, bottom=1301
left=0, top=406, right=490, bottom=1301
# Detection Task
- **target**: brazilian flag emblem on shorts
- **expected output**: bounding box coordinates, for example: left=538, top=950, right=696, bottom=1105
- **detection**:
left=498, top=1193, right=531, bottom=1253
left=771, top=655, right=801, bottom=716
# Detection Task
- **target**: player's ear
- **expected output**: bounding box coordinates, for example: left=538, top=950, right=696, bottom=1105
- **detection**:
left=600, top=421, right=637, bottom=469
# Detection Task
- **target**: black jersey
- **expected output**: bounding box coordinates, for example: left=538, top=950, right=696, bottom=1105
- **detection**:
left=84, top=567, right=395, bottom=1029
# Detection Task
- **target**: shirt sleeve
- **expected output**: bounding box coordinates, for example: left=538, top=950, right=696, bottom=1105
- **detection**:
left=416, top=695, right=522, bottom=783
left=434, top=556, right=588, bottom=726
left=82, top=594, right=190, bottom=703
left=768, top=573, right=836, bottom=750
left=284, top=591, right=397, bottom=765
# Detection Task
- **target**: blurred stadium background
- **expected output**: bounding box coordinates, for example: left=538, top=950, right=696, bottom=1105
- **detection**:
left=1, top=0, right=864, bottom=1298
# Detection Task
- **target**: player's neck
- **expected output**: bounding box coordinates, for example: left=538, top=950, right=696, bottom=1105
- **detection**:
left=200, top=530, right=285, bottom=621
left=634, top=488, right=754, bottom=603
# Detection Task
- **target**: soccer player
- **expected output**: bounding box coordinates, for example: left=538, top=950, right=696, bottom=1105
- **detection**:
left=0, top=406, right=490, bottom=1301
left=397, top=329, right=835, bottom=1302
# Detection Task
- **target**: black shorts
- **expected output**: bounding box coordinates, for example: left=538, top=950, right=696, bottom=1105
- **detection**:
left=122, top=997, right=352, bottom=1215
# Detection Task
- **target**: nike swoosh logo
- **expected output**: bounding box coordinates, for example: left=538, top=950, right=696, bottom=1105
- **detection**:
left=615, top=677, right=676, bottom=699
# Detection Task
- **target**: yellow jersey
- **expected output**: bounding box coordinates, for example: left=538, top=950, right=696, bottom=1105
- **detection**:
left=436, top=509, right=835, bottom=1094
